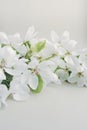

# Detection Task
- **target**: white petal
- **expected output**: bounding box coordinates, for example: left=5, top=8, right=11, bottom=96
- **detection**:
left=68, top=72, right=78, bottom=83
left=14, top=44, right=27, bottom=55
left=10, top=78, right=29, bottom=101
left=58, top=46, right=67, bottom=55
left=5, top=59, right=28, bottom=76
left=0, top=32, right=9, bottom=44
left=0, top=85, right=9, bottom=98
left=8, top=33, right=22, bottom=44
left=51, top=57, right=66, bottom=69
left=0, top=69, right=6, bottom=80
left=51, top=30, right=59, bottom=42
left=28, top=73, right=38, bottom=90
left=68, top=40, right=77, bottom=48
left=25, top=26, right=38, bottom=41
left=62, top=30, right=70, bottom=41
left=65, top=55, right=74, bottom=65
left=0, top=100, right=8, bottom=108
left=12, top=85, right=29, bottom=101
left=56, top=69, right=69, bottom=82
left=39, top=60, right=56, bottom=71
left=77, top=77, right=86, bottom=87
left=28, top=58, right=39, bottom=68
left=39, top=42, right=58, bottom=58
left=2, top=46, right=17, bottom=62
left=0, top=85, right=9, bottom=107
left=40, top=70, right=59, bottom=85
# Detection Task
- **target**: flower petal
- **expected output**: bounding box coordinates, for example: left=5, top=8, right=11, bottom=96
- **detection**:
left=0, top=85, right=9, bottom=107
left=0, top=32, right=9, bottom=44
left=0, top=69, right=6, bottom=80
left=25, top=26, right=38, bottom=41
left=56, top=69, right=69, bottom=82
left=61, top=30, right=70, bottom=42
left=51, top=30, right=59, bottom=42
left=68, top=72, right=78, bottom=83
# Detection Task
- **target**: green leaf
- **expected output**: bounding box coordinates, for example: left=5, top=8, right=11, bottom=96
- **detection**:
left=32, top=40, right=46, bottom=53
left=1, top=43, right=7, bottom=47
left=29, top=74, right=44, bottom=93
left=1, top=71, right=13, bottom=90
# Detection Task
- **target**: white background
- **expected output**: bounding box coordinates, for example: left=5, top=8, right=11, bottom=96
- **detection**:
left=0, top=0, right=87, bottom=130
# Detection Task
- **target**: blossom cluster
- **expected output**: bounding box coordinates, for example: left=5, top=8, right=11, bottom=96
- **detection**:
left=0, top=26, right=87, bottom=108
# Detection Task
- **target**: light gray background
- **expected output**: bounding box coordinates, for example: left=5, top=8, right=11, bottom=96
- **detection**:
left=0, top=0, right=86, bottom=46
left=1, top=84, right=87, bottom=130
left=0, top=0, right=87, bottom=130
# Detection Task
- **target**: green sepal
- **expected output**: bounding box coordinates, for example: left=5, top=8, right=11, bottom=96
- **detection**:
left=29, top=74, right=44, bottom=93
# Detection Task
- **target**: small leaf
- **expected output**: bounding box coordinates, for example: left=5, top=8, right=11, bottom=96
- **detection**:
left=32, top=40, right=46, bottom=53
left=1, top=71, right=13, bottom=90
left=29, top=74, right=44, bottom=93
left=1, top=43, right=7, bottom=47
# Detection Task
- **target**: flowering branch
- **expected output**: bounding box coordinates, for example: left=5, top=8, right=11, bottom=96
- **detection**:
left=0, top=26, right=87, bottom=108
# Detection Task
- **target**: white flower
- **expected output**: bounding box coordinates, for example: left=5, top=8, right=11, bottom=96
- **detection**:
left=0, top=46, right=17, bottom=81
left=0, top=31, right=27, bottom=55
left=51, top=30, right=77, bottom=56
left=5, top=58, right=28, bottom=76
left=51, top=30, right=77, bottom=49
left=26, top=57, right=61, bottom=89
left=0, top=45, right=28, bottom=77
left=8, top=33, right=27, bottom=55
left=68, top=70, right=87, bottom=87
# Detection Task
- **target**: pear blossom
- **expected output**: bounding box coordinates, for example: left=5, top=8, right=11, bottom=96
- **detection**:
left=51, top=30, right=77, bottom=56
left=68, top=57, right=87, bottom=87
left=51, top=30, right=77, bottom=50
left=27, top=57, right=60, bottom=88
left=0, top=46, right=27, bottom=77
left=26, top=57, right=61, bottom=89
left=0, top=31, right=27, bottom=55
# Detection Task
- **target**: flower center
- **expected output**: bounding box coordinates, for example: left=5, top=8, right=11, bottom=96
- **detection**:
left=0, top=59, right=5, bottom=69
left=77, top=72, right=84, bottom=77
